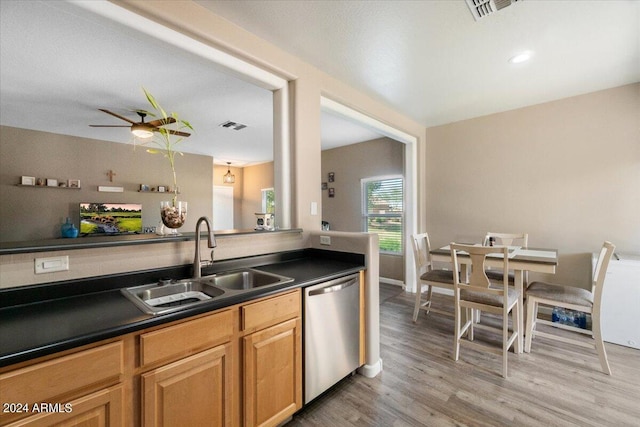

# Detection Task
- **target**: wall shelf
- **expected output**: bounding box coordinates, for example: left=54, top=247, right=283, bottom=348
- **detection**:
left=16, top=184, right=80, bottom=190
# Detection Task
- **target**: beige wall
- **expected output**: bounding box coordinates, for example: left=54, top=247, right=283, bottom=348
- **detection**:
left=1, top=126, right=213, bottom=242
left=425, top=83, right=640, bottom=288
left=322, top=137, right=405, bottom=281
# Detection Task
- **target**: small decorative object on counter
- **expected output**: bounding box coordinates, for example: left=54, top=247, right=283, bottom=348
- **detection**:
left=61, top=217, right=79, bottom=238
left=160, top=201, right=187, bottom=235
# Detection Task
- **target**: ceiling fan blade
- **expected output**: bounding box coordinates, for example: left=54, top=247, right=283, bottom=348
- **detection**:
left=165, top=129, right=191, bottom=137
left=89, top=124, right=130, bottom=128
left=98, top=109, right=136, bottom=124
left=147, top=117, right=176, bottom=127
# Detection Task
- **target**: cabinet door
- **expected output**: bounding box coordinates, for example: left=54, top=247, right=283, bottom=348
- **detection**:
left=141, top=344, right=232, bottom=427
left=5, top=385, right=123, bottom=427
left=243, top=318, right=302, bottom=427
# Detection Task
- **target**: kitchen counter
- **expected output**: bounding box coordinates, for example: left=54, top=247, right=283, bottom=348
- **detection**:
left=0, top=249, right=364, bottom=367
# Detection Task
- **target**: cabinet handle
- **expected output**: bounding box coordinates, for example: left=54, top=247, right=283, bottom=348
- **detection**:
left=308, top=278, right=357, bottom=296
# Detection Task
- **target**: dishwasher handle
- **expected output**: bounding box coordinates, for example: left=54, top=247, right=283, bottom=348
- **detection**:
left=308, top=277, right=358, bottom=296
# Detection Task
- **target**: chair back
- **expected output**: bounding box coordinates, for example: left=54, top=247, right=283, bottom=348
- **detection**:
left=411, top=233, right=433, bottom=275
left=483, top=232, right=528, bottom=247
left=592, top=241, right=616, bottom=302
left=450, top=243, right=510, bottom=300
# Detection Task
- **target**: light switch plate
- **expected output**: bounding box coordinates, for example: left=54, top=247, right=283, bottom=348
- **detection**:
left=320, top=235, right=331, bottom=246
left=35, top=256, right=69, bottom=274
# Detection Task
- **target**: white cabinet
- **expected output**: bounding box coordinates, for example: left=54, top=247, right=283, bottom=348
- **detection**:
left=598, top=253, right=640, bottom=349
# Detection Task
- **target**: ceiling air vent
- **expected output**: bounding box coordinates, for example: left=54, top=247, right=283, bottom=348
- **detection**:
left=465, top=0, right=522, bottom=21
left=218, top=120, right=247, bottom=130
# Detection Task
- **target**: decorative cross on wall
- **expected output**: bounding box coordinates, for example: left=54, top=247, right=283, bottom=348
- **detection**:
left=107, top=170, right=116, bottom=182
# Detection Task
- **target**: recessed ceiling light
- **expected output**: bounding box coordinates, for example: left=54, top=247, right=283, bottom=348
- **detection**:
left=509, top=51, right=533, bottom=64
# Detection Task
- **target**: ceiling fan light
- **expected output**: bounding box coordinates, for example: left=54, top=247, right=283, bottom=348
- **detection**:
left=223, top=162, right=235, bottom=184
left=131, top=124, right=153, bottom=138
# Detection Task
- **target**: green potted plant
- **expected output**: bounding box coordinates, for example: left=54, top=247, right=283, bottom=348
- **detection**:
left=135, top=88, right=193, bottom=234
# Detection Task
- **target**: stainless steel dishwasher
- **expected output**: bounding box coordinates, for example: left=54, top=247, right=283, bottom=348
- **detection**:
left=304, top=273, right=360, bottom=404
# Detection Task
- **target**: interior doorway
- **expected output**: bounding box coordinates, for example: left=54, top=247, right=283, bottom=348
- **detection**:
left=320, top=97, right=418, bottom=291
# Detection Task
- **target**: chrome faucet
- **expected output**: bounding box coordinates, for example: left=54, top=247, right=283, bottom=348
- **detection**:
left=194, top=216, right=216, bottom=278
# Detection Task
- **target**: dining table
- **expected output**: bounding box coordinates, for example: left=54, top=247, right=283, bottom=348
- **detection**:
left=429, top=244, right=559, bottom=353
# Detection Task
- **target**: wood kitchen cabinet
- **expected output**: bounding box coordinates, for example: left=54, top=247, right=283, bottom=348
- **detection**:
left=3, top=386, right=123, bottom=427
left=141, top=344, right=231, bottom=427
left=241, top=290, right=302, bottom=427
left=0, top=342, right=124, bottom=426
left=138, top=310, right=234, bottom=427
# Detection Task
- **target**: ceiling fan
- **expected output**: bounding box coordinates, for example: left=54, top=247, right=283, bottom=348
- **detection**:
left=90, top=109, right=190, bottom=138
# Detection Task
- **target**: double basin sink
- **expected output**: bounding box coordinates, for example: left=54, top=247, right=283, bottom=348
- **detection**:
left=122, top=268, right=293, bottom=315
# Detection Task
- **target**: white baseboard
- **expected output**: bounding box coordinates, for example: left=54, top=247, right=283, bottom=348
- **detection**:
left=358, top=358, right=383, bottom=378
left=379, top=277, right=404, bottom=287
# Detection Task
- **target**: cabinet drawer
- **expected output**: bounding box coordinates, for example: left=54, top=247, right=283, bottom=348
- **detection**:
left=140, top=310, right=233, bottom=367
left=241, top=290, right=300, bottom=332
left=0, top=341, right=123, bottom=407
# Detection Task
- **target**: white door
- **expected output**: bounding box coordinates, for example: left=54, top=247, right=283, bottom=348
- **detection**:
left=213, top=185, right=233, bottom=230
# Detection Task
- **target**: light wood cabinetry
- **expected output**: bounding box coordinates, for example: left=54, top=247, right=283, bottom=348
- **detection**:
left=138, top=310, right=234, bottom=427
left=1, top=288, right=303, bottom=427
left=4, top=386, right=123, bottom=427
left=141, top=345, right=231, bottom=427
left=0, top=342, right=124, bottom=426
left=241, top=290, right=302, bottom=427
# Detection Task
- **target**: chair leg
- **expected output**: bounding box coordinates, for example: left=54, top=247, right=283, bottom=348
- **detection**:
left=468, top=308, right=474, bottom=341
left=513, top=299, right=522, bottom=354
left=525, top=298, right=536, bottom=353
left=453, top=303, right=461, bottom=361
left=502, top=307, right=509, bottom=378
left=426, top=285, right=434, bottom=314
left=412, top=282, right=422, bottom=322
left=592, top=312, right=612, bottom=375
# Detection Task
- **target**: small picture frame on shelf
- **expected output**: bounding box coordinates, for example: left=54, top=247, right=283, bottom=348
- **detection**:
left=321, top=182, right=328, bottom=190
left=328, top=188, right=335, bottom=198
left=68, top=179, right=80, bottom=188
left=157, top=186, right=166, bottom=193
left=21, top=176, right=35, bottom=186
left=328, top=172, right=335, bottom=182
left=46, top=179, right=58, bottom=187
left=140, top=184, right=150, bottom=192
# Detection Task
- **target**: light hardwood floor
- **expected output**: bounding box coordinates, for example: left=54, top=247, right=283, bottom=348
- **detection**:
left=286, top=284, right=640, bottom=427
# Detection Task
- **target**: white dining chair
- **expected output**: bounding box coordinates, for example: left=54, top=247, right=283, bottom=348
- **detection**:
left=411, top=233, right=456, bottom=322
left=525, top=241, right=616, bottom=375
left=451, top=243, right=521, bottom=378
left=483, top=232, right=529, bottom=285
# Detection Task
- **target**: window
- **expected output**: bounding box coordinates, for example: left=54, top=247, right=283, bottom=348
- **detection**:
left=261, top=188, right=275, bottom=213
left=362, top=176, right=404, bottom=254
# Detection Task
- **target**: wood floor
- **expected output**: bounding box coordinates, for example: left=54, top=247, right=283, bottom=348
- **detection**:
left=286, top=284, right=640, bottom=427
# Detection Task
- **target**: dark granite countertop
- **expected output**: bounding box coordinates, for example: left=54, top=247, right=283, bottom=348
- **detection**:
left=0, top=228, right=303, bottom=255
left=0, top=249, right=364, bottom=367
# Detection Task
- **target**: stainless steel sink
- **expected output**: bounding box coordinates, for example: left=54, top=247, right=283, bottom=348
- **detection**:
left=204, top=268, right=293, bottom=291
left=122, top=268, right=293, bottom=315
left=122, top=279, right=225, bottom=315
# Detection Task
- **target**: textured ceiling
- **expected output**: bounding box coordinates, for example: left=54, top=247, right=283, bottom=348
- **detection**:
left=197, top=0, right=640, bottom=127
left=2, top=1, right=638, bottom=162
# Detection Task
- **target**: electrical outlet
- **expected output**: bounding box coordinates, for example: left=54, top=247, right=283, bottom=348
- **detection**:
left=35, top=256, right=69, bottom=274
left=320, top=235, right=331, bottom=246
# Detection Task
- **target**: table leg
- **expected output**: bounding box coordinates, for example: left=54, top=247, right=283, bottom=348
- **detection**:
left=515, top=270, right=524, bottom=353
